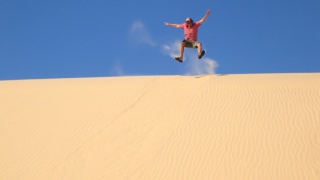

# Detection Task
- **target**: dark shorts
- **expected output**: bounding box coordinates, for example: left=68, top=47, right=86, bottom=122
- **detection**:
left=183, top=39, right=200, bottom=48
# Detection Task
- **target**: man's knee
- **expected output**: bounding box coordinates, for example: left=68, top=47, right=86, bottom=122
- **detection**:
left=197, top=42, right=202, bottom=46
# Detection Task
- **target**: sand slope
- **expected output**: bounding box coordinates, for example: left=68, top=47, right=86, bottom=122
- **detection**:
left=0, top=73, right=319, bottom=179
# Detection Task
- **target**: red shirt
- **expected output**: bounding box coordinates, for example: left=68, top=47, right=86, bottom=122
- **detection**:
left=179, top=22, right=202, bottom=41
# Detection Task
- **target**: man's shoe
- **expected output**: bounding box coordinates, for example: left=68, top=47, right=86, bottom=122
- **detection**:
left=198, top=50, right=205, bottom=59
left=175, top=56, right=183, bottom=63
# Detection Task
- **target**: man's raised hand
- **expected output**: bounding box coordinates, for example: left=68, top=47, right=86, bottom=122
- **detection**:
left=206, top=9, right=211, bottom=15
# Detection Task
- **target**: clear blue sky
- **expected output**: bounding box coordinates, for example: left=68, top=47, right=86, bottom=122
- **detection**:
left=1, top=0, right=319, bottom=80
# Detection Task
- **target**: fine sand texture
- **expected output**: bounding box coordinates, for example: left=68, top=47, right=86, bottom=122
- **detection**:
left=1, top=73, right=319, bottom=179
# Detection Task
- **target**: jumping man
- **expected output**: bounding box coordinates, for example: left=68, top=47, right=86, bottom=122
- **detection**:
left=164, top=9, right=211, bottom=62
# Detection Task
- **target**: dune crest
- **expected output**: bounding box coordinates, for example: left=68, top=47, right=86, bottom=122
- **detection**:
left=1, top=74, right=319, bottom=179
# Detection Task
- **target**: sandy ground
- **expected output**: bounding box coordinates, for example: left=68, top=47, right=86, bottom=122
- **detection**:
left=1, top=73, right=319, bottom=179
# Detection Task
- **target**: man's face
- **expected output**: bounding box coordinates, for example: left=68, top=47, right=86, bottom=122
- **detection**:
left=186, top=18, right=192, bottom=25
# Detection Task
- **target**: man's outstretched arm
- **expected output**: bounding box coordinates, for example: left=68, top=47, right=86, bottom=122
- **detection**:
left=199, top=9, right=211, bottom=24
left=164, top=22, right=180, bottom=28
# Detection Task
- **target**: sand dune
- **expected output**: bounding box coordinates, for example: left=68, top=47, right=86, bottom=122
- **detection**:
left=0, top=73, right=319, bottom=179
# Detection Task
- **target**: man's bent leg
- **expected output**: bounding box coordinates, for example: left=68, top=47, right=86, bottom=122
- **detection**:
left=180, top=41, right=186, bottom=59
left=197, top=42, right=205, bottom=59
left=197, top=42, right=202, bottom=55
